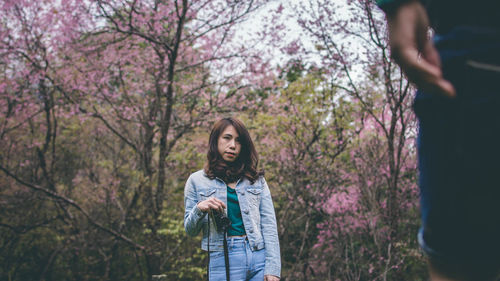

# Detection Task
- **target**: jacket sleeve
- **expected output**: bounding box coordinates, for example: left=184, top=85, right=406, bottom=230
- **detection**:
left=184, top=175, right=206, bottom=236
left=260, top=177, right=281, bottom=278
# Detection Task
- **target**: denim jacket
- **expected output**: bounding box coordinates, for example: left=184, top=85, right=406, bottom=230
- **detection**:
left=184, top=170, right=281, bottom=277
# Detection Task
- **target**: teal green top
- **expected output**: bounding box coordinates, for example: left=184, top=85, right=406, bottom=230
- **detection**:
left=227, top=186, right=246, bottom=236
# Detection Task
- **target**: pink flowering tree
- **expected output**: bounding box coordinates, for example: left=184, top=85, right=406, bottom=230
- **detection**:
left=243, top=62, right=360, bottom=279
left=0, top=0, right=275, bottom=279
left=271, top=0, right=424, bottom=279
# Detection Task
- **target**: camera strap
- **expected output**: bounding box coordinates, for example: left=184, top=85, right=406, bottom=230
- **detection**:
left=207, top=214, right=210, bottom=281
left=207, top=213, right=230, bottom=281
left=223, top=228, right=230, bottom=281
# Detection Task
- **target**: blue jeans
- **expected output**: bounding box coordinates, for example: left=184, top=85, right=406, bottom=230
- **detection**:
left=415, top=26, right=500, bottom=260
left=209, top=237, right=266, bottom=281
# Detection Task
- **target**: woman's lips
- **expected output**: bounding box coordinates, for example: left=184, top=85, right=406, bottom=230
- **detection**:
left=225, top=152, right=235, bottom=157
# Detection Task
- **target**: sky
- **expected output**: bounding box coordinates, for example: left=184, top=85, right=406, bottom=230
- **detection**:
left=234, top=0, right=380, bottom=80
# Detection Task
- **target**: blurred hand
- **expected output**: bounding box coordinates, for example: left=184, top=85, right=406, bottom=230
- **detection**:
left=197, top=197, right=226, bottom=213
left=264, top=275, right=280, bottom=281
left=387, top=0, right=455, bottom=97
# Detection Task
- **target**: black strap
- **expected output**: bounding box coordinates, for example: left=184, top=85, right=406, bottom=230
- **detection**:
left=223, top=230, right=230, bottom=281
left=207, top=213, right=230, bottom=281
left=207, top=214, right=210, bottom=281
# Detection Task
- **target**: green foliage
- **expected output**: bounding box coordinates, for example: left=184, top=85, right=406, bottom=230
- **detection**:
left=0, top=0, right=426, bottom=278
left=0, top=65, right=426, bottom=281
left=155, top=198, right=206, bottom=281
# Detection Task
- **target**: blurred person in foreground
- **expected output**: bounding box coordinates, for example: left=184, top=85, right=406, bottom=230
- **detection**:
left=377, top=0, right=500, bottom=280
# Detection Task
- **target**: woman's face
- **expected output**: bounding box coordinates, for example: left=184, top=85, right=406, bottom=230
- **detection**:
left=217, top=125, right=241, bottom=162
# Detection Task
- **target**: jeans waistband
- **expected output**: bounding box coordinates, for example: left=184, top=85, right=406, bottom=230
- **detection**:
left=228, top=236, right=247, bottom=241
left=227, top=236, right=247, bottom=248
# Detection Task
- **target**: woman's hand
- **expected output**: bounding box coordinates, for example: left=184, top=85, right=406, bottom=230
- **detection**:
left=264, top=275, right=280, bottom=281
left=197, top=197, right=226, bottom=213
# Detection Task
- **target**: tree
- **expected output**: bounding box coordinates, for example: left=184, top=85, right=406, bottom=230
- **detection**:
left=246, top=63, right=358, bottom=280
left=283, top=0, right=423, bottom=279
left=0, top=0, right=274, bottom=279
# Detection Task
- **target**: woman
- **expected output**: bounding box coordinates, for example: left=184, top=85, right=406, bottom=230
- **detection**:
left=184, top=117, right=281, bottom=281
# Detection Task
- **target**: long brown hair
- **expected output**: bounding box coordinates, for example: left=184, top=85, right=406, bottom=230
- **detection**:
left=204, top=117, right=263, bottom=184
